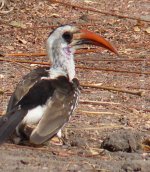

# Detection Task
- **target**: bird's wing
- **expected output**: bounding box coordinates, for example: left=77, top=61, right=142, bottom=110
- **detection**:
left=0, top=79, right=55, bottom=144
left=7, top=67, right=49, bottom=112
left=0, top=77, right=55, bottom=144
left=30, top=81, right=78, bottom=145
left=0, top=73, right=78, bottom=144
left=0, top=67, right=51, bottom=144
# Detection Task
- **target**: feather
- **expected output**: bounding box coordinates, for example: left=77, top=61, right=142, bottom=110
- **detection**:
left=7, top=67, right=49, bottom=111
left=30, top=90, right=71, bottom=144
left=30, top=78, right=79, bottom=144
left=0, top=107, right=27, bottom=144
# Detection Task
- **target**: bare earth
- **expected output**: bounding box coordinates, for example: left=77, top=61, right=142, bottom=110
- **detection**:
left=0, top=0, right=150, bottom=171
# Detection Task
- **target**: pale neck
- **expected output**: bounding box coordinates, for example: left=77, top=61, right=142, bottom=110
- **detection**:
left=48, top=46, right=76, bottom=81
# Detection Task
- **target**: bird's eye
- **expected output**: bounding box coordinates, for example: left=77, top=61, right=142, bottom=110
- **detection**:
left=62, top=32, right=73, bottom=43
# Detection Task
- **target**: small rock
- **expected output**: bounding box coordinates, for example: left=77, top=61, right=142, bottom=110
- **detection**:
left=145, top=27, right=150, bottom=34
left=133, top=26, right=141, bottom=32
left=0, top=74, right=4, bottom=79
left=20, top=160, right=29, bottom=165
left=101, top=129, right=142, bottom=152
left=30, top=64, right=38, bottom=67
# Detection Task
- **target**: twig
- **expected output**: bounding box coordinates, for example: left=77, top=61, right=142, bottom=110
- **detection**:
left=77, top=58, right=149, bottom=62
left=0, top=57, right=49, bottom=65
left=81, top=83, right=143, bottom=96
left=2, top=52, right=149, bottom=62
left=66, top=125, right=132, bottom=130
left=50, top=0, right=150, bottom=22
left=77, top=110, right=120, bottom=116
left=1, top=58, right=150, bottom=75
left=78, top=66, right=150, bottom=75
left=1, top=49, right=98, bottom=57
left=80, top=100, right=120, bottom=105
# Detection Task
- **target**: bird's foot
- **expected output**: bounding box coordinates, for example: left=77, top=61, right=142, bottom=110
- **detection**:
left=50, top=136, right=64, bottom=146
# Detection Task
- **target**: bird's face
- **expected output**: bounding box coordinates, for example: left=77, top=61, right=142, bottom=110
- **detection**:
left=47, top=25, right=118, bottom=59
left=47, top=25, right=118, bottom=80
left=47, top=25, right=78, bottom=64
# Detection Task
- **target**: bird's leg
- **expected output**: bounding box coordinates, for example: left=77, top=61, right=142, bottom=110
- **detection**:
left=50, top=129, right=70, bottom=146
left=57, top=129, right=67, bottom=145
left=57, top=129, right=69, bottom=145
left=49, top=129, right=64, bottom=145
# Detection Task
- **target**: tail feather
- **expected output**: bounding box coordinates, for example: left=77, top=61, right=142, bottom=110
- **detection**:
left=0, top=107, right=27, bottom=144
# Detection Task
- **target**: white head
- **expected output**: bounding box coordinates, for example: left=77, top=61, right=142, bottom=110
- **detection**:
left=47, top=25, right=77, bottom=81
left=46, top=25, right=118, bottom=81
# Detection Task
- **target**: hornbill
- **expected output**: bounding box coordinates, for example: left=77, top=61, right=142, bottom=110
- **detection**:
left=0, top=25, right=118, bottom=145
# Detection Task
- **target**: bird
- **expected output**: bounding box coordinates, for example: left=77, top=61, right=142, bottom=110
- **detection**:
left=0, top=25, right=118, bottom=145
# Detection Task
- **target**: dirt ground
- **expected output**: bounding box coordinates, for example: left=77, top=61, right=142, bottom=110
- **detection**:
left=0, top=0, right=150, bottom=171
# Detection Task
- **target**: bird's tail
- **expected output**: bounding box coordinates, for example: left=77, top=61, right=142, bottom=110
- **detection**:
left=0, top=107, right=27, bottom=144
